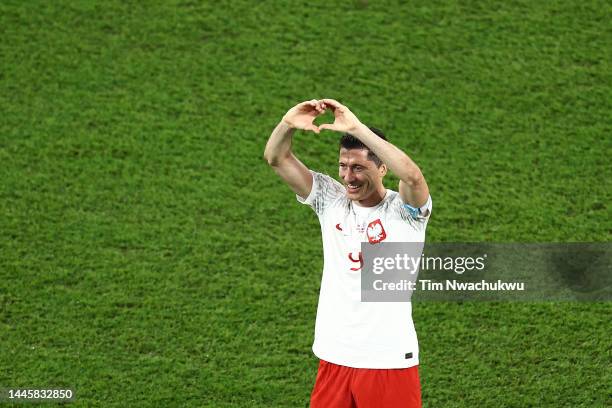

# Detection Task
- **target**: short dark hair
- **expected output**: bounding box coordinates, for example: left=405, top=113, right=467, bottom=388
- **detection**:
left=339, top=127, right=387, bottom=167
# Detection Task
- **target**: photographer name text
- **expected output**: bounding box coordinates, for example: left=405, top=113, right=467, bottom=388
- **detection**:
left=373, top=279, right=525, bottom=291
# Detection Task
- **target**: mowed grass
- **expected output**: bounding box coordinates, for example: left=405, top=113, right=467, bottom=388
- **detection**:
left=0, top=1, right=610, bottom=406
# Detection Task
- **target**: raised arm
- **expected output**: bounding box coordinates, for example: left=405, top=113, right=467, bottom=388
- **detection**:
left=264, top=100, right=325, bottom=199
left=319, top=99, right=429, bottom=208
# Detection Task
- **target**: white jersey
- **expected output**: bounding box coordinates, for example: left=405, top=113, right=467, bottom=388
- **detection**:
left=297, top=171, right=432, bottom=369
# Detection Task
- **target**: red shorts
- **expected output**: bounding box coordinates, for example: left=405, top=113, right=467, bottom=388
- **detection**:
left=310, top=360, right=422, bottom=408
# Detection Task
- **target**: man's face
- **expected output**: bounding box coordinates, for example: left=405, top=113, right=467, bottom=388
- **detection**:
left=338, top=148, right=386, bottom=203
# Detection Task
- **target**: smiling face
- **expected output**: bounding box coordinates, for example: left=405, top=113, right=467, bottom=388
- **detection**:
left=338, top=148, right=387, bottom=207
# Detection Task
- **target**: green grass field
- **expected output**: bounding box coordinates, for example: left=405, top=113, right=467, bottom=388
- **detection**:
left=1, top=1, right=610, bottom=406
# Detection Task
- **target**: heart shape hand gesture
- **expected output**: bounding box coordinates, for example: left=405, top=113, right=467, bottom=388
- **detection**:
left=282, top=99, right=363, bottom=134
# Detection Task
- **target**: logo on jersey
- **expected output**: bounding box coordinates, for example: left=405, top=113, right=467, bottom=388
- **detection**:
left=366, top=219, right=387, bottom=244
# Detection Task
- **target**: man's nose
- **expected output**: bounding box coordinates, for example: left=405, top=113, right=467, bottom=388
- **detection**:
left=343, top=169, right=355, bottom=181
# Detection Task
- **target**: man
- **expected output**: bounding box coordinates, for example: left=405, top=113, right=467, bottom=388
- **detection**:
left=264, top=99, right=432, bottom=407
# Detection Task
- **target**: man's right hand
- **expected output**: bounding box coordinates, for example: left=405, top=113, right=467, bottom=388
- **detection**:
left=282, top=99, right=327, bottom=134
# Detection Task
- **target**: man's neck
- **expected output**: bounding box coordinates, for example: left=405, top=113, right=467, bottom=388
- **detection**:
left=355, top=187, right=387, bottom=207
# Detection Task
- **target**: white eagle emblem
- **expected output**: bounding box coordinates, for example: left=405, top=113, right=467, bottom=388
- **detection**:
left=366, top=219, right=387, bottom=244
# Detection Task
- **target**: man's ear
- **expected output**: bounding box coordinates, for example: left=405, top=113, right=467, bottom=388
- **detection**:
left=379, top=163, right=387, bottom=177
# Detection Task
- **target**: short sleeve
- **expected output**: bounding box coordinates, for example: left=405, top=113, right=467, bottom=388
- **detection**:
left=296, top=171, right=345, bottom=216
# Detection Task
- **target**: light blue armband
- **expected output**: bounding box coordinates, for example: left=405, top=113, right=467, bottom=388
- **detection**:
left=403, top=204, right=422, bottom=220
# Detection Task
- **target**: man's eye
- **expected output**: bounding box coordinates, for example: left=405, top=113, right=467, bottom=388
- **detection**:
left=354, top=167, right=362, bottom=171
left=339, top=164, right=346, bottom=168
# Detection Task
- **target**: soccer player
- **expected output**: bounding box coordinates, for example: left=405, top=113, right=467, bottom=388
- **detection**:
left=264, top=99, right=432, bottom=407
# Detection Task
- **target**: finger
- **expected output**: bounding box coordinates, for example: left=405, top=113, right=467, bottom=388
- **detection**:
left=308, top=99, right=319, bottom=110
left=314, top=100, right=326, bottom=113
left=321, top=99, right=342, bottom=109
left=297, top=100, right=317, bottom=111
left=306, top=99, right=326, bottom=115
left=304, top=124, right=320, bottom=134
left=318, top=123, right=340, bottom=132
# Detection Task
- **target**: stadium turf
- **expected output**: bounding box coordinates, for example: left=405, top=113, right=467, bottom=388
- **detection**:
left=0, top=1, right=610, bottom=406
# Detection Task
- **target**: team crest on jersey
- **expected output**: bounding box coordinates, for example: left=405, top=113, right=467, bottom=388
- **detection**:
left=366, top=219, right=387, bottom=244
